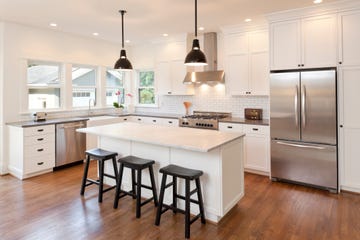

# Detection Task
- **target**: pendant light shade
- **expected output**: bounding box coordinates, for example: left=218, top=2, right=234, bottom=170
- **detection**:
left=184, top=0, right=207, bottom=66
left=114, top=10, right=133, bottom=70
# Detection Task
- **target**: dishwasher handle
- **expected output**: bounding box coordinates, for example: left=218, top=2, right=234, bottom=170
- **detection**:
left=57, top=122, right=86, bottom=129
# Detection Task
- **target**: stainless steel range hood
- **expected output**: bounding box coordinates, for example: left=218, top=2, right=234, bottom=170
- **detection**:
left=183, top=32, right=225, bottom=84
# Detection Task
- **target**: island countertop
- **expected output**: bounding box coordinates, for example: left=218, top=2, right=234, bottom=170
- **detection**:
left=77, top=122, right=245, bottom=152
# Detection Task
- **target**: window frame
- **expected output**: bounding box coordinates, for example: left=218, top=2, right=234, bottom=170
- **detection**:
left=105, top=68, right=126, bottom=107
left=26, top=60, right=62, bottom=111
left=136, top=69, right=157, bottom=107
left=71, top=64, right=97, bottom=108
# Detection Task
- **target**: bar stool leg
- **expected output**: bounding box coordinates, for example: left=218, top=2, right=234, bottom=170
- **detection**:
left=149, top=166, right=158, bottom=206
left=136, top=169, right=142, bottom=218
left=114, top=163, right=124, bottom=209
left=155, top=174, right=167, bottom=226
left=80, top=155, right=90, bottom=195
left=98, top=159, right=105, bottom=202
left=172, top=176, right=177, bottom=213
left=185, top=179, right=191, bottom=239
left=195, top=178, right=206, bottom=224
left=131, top=169, right=136, bottom=199
left=112, top=156, right=119, bottom=185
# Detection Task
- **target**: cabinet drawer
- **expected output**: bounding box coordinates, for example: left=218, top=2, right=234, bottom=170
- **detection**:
left=219, top=123, right=243, bottom=132
left=24, top=125, right=55, bottom=137
left=24, top=133, right=55, bottom=146
left=24, top=142, right=55, bottom=158
left=243, top=125, right=269, bottom=135
left=24, top=154, right=55, bottom=174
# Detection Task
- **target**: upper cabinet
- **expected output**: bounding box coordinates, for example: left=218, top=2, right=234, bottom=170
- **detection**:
left=155, top=41, right=194, bottom=95
left=338, top=10, right=360, bottom=66
left=270, top=14, right=337, bottom=70
left=224, top=29, right=269, bottom=96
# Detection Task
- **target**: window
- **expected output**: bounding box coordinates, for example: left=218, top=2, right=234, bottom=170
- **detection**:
left=72, top=66, right=96, bottom=107
left=27, top=61, right=61, bottom=110
left=138, top=70, right=155, bottom=105
left=105, top=69, right=125, bottom=106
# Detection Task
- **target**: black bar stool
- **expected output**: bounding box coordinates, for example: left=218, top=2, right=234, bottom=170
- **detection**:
left=113, top=156, right=158, bottom=218
left=155, top=164, right=206, bottom=239
left=80, top=148, right=118, bottom=203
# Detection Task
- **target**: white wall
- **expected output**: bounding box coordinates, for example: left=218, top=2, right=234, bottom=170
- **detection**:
left=0, top=21, right=124, bottom=174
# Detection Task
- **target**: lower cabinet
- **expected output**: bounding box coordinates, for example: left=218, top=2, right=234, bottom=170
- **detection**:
left=219, top=122, right=270, bottom=175
left=8, top=124, right=55, bottom=179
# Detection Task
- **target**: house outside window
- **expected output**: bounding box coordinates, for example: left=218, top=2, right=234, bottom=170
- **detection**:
left=27, top=61, right=61, bottom=110
left=105, top=69, right=125, bottom=106
left=138, top=70, right=155, bottom=105
left=72, top=66, right=96, bottom=107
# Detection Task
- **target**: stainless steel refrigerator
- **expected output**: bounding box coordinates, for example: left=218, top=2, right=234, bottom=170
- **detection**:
left=270, top=68, right=338, bottom=192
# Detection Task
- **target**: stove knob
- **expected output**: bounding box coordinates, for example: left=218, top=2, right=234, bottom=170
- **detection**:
left=186, top=122, right=189, bottom=125
left=210, top=124, right=213, bottom=127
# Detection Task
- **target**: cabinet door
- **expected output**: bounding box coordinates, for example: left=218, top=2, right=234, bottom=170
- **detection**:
left=339, top=67, right=360, bottom=192
left=270, top=20, right=301, bottom=70
left=227, top=54, right=249, bottom=95
left=339, top=10, right=360, bottom=66
left=301, top=14, right=337, bottom=68
left=250, top=52, right=269, bottom=95
left=170, top=60, right=194, bottom=95
left=245, top=135, right=269, bottom=173
left=225, top=33, right=248, bottom=55
left=155, top=61, right=171, bottom=95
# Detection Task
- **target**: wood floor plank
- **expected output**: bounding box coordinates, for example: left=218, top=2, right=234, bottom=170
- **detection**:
left=1, top=162, right=360, bottom=240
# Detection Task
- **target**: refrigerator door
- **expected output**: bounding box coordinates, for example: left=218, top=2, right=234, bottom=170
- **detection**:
left=271, top=140, right=337, bottom=190
left=300, top=70, right=337, bottom=145
left=270, top=72, right=300, bottom=141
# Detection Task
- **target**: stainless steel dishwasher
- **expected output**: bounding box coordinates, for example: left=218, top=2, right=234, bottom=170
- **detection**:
left=56, top=121, right=87, bottom=167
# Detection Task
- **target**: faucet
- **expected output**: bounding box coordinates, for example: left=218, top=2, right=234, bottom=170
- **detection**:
left=88, top=98, right=96, bottom=116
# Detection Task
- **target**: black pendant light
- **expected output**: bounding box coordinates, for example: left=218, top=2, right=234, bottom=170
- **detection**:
left=184, top=0, right=207, bottom=66
left=114, top=10, right=133, bottom=70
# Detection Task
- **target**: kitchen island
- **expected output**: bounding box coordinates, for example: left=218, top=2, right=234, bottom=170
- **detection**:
left=77, top=122, right=245, bottom=222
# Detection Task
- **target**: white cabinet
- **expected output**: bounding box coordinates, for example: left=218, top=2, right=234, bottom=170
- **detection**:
left=131, top=115, right=179, bottom=127
left=225, top=29, right=269, bottom=96
left=270, top=14, right=338, bottom=70
left=156, top=60, right=194, bottom=95
left=8, top=124, right=55, bottom=179
left=339, top=66, right=360, bottom=192
left=338, top=10, right=360, bottom=66
left=155, top=41, right=194, bottom=95
left=219, top=122, right=270, bottom=175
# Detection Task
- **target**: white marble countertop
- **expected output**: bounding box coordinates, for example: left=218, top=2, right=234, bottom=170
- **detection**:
left=77, top=122, right=245, bottom=152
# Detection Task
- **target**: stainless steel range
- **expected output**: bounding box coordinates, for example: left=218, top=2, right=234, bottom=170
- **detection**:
left=179, top=111, right=231, bottom=130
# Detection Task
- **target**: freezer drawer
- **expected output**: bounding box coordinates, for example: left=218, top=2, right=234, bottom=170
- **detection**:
left=271, top=140, right=337, bottom=190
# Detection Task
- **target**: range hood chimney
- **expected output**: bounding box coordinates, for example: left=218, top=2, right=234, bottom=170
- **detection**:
left=184, top=32, right=225, bottom=84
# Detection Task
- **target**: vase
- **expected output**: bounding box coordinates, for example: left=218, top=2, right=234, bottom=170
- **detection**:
left=114, top=108, right=123, bottom=115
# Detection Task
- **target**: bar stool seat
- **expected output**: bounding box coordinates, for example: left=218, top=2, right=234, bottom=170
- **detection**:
left=80, top=148, right=118, bottom=203
left=113, top=155, right=158, bottom=218
left=155, top=164, right=206, bottom=239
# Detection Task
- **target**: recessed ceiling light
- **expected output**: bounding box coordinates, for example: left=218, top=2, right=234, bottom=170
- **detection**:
left=49, top=23, right=57, bottom=27
left=162, top=33, right=169, bottom=37
left=313, top=0, right=322, bottom=3
left=245, top=18, right=252, bottom=22
left=125, top=40, right=130, bottom=43
left=198, top=27, right=205, bottom=31
left=92, top=32, right=99, bottom=36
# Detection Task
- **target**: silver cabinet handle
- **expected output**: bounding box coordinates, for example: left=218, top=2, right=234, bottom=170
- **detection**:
left=276, top=141, right=325, bottom=150
left=295, top=85, right=299, bottom=127
left=302, top=85, right=306, bottom=129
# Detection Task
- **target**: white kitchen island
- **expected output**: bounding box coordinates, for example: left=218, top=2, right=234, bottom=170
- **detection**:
left=77, top=122, right=245, bottom=222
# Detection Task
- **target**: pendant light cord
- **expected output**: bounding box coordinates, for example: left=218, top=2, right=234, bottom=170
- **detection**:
left=195, top=0, right=197, bottom=38
left=120, top=10, right=126, bottom=49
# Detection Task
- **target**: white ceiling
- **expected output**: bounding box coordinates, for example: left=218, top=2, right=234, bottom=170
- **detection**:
left=0, top=0, right=340, bottom=45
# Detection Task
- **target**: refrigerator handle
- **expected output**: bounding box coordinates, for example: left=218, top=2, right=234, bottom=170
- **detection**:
left=295, top=85, right=299, bottom=127
left=301, top=85, right=306, bottom=129
left=276, top=141, right=326, bottom=150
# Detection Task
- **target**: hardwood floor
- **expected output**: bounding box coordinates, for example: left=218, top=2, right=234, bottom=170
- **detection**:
left=1, top=162, right=359, bottom=240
